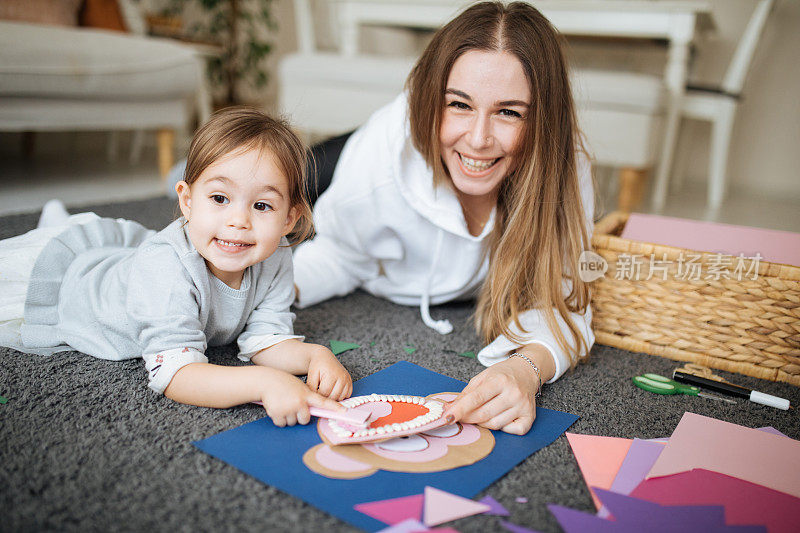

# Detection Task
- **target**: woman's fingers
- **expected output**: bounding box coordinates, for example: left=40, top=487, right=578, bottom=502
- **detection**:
left=480, top=406, right=520, bottom=431
left=501, top=414, right=535, bottom=435
left=444, top=380, right=500, bottom=424
left=460, top=394, right=516, bottom=425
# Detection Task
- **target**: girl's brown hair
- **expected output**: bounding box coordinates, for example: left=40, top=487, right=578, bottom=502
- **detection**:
left=183, top=107, right=314, bottom=244
left=407, top=1, right=592, bottom=366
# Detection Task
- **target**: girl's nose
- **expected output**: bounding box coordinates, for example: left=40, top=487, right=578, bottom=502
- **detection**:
left=227, top=205, right=251, bottom=229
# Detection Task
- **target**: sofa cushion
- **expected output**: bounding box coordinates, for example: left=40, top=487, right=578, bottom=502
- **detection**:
left=0, top=21, right=199, bottom=99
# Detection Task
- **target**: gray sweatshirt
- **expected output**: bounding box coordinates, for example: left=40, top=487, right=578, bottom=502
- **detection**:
left=18, top=217, right=300, bottom=394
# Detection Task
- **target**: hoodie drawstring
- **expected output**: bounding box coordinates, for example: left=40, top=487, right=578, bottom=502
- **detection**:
left=419, top=228, right=453, bottom=334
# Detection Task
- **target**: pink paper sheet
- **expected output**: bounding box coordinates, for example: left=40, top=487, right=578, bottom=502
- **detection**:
left=597, top=438, right=666, bottom=519
left=620, top=212, right=800, bottom=266
left=565, top=433, right=632, bottom=510
left=646, top=413, right=800, bottom=499
left=632, top=469, right=800, bottom=533
left=355, top=494, right=424, bottom=525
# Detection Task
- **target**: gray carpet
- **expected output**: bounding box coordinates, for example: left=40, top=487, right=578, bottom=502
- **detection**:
left=1, top=195, right=798, bottom=533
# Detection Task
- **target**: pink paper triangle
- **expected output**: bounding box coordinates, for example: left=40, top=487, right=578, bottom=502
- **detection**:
left=423, top=486, right=491, bottom=526
left=565, top=432, right=632, bottom=510
left=355, top=494, right=424, bottom=525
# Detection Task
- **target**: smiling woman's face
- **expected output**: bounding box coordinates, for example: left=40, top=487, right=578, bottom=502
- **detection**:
left=439, top=50, right=530, bottom=206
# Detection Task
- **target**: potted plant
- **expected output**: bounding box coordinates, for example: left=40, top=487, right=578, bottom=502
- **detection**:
left=159, top=0, right=276, bottom=105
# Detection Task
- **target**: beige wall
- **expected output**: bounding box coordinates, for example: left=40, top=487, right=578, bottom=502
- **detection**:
left=702, top=0, right=799, bottom=199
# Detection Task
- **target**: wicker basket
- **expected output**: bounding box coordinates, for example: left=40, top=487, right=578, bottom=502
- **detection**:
left=590, top=211, right=800, bottom=386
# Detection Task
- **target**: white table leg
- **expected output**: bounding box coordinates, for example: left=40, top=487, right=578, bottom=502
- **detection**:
left=651, top=13, right=695, bottom=213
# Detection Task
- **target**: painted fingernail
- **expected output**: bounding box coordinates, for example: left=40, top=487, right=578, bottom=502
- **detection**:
left=445, top=415, right=455, bottom=424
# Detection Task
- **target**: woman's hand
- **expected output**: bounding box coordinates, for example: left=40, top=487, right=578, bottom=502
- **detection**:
left=259, top=367, right=344, bottom=427
left=306, top=344, right=353, bottom=401
left=443, top=345, right=554, bottom=435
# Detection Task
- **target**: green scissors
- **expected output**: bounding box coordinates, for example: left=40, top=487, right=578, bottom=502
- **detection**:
left=633, top=373, right=736, bottom=403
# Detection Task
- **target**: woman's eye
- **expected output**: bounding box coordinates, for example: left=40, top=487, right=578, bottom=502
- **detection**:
left=253, top=202, right=272, bottom=212
left=447, top=101, right=470, bottom=110
left=499, top=108, right=523, bottom=118
left=211, top=195, right=228, bottom=204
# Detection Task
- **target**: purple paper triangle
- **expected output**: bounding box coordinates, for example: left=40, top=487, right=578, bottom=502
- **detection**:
left=594, top=488, right=727, bottom=527
left=478, top=495, right=509, bottom=516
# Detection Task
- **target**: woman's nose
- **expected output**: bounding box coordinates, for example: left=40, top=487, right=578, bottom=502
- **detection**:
left=467, top=115, right=493, bottom=150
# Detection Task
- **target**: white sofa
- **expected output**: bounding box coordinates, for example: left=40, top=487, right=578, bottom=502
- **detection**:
left=0, top=20, right=202, bottom=177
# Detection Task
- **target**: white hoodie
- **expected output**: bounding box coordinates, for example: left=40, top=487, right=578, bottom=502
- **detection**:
left=293, top=94, right=595, bottom=382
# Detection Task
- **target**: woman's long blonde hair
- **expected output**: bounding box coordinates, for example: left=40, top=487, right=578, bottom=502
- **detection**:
left=407, top=1, right=591, bottom=366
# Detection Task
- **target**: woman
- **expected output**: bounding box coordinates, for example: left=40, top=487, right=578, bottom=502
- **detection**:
left=294, top=1, right=595, bottom=435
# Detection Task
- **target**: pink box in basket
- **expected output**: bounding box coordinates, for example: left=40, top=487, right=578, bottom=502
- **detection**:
left=620, top=213, right=800, bottom=267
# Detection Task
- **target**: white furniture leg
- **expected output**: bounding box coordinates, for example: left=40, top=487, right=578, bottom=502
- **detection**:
left=129, top=129, right=145, bottom=165
left=708, top=99, right=737, bottom=211
left=651, top=13, right=695, bottom=213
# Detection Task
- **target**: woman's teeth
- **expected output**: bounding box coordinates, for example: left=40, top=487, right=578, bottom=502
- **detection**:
left=459, top=154, right=498, bottom=172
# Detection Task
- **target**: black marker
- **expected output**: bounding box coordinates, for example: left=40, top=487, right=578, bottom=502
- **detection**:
left=672, top=370, right=791, bottom=410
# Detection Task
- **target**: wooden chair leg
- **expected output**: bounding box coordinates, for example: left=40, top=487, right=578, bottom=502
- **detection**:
left=156, top=128, right=175, bottom=180
left=618, top=167, right=648, bottom=213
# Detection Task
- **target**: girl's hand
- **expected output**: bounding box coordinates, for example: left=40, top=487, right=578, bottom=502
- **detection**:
left=306, top=344, right=353, bottom=401
left=443, top=355, right=541, bottom=435
left=259, top=368, right=344, bottom=427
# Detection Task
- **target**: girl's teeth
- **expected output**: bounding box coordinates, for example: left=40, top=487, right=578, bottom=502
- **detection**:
left=460, top=155, right=497, bottom=172
left=217, top=239, right=248, bottom=247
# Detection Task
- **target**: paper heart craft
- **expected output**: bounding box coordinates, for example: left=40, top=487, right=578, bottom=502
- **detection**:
left=322, top=393, right=448, bottom=445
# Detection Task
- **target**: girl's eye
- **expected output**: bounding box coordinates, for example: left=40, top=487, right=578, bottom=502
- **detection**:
left=253, top=202, right=272, bottom=212
left=211, top=195, right=228, bottom=204
left=447, top=100, right=471, bottom=110
left=499, top=108, right=523, bottom=118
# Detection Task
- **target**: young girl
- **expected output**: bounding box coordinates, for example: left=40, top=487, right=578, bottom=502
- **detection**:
left=0, top=108, right=351, bottom=427
left=294, top=1, right=595, bottom=435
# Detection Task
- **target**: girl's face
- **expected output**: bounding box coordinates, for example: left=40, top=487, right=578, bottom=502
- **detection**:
left=176, top=146, right=299, bottom=288
left=439, top=50, right=530, bottom=206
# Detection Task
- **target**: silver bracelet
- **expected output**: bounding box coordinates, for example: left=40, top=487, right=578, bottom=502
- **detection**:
left=509, top=352, right=542, bottom=399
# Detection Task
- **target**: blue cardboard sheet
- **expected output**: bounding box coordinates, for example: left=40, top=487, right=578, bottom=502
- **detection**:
left=193, top=361, right=578, bottom=531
